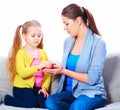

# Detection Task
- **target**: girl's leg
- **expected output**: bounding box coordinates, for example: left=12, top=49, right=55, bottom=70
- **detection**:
left=70, top=95, right=106, bottom=110
left=34, top=87, right=46, bottom=108
left=45, top=91, right=76, bottom=110
left=36, top=93, right=46, bottom=108
left=4, top=87, right=36, bottom=108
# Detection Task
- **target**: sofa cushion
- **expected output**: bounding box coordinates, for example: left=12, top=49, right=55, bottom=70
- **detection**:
left=0, top=103, right=48, bottom=110
left=103, top=53, right=120, bottom=103
left=95, top=102, right=120, bottom=110
left=49, top=74, right=60, bottom=94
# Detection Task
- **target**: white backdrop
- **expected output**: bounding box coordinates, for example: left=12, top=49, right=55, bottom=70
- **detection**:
left=0, top=0, right=120, bottom=62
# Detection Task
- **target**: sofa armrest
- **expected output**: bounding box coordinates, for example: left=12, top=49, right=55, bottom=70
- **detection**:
left=0, top=56, right=13, bottom=103
left=103, top=53, right=120, bottom=104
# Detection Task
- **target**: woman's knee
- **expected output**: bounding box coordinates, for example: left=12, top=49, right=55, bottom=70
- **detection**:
left=45, top=95, right=55, bottom=109
left=45, top=96, right=51, bottom=107
left=70, top=102, right=89, bottom=110
left=70, top=97, right=89, bottom=110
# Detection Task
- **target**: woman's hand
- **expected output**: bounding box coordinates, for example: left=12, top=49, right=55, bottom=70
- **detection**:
left=43, top=64, right=63, bottom=75
left=38, top=87, right=49, bottom=98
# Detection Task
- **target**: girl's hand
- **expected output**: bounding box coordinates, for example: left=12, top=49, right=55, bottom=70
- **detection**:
left=43, top=64, right=63, bottom=75
left=37, top=61, right=52, bottom=70
left=38, top=87, right=49, bottom=98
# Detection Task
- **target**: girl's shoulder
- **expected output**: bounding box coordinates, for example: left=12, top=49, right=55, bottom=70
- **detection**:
left=38, top=49, right=48, bottom=60
left=38, top=48, right=47, bottom=54
left=17, top=48, right=25, bottom=55
left=16, top=48, right=31, bottom=58
left=38, top=49, right=48, bottom=57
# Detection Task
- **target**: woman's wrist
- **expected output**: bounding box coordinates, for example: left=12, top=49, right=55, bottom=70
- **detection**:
left=60, top=67, right=65, bottom=74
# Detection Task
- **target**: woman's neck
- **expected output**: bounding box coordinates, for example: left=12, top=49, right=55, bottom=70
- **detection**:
left=77, top=27, right=88, bottom=40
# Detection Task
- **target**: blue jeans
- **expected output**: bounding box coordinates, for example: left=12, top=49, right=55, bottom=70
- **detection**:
left=4, top=86, right=46, bottom=108
left=45, top=91, right=106, bottom=110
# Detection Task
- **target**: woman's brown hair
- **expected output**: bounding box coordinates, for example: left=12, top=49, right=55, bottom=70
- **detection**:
left=61, top=3, right=101, bottom=36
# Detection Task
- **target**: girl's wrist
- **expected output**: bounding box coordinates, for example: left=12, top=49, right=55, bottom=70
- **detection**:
left=37, top=65, right=42, bottom=70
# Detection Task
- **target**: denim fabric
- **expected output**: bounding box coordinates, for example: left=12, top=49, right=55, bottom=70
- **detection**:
left=34, top=87, right=46, bottom=108
left=46, top=91, right=75, bottom=110
left=45, top=91, right=106, bottom=110
left=4, top=87, right=46, bottom=108
left=69, top=95, right=106, bottom=110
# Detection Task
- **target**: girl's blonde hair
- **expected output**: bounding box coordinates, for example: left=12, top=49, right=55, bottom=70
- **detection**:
left=7, top=20, right=43, bottom=83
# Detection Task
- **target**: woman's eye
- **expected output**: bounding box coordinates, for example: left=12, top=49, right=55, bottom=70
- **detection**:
left=65, top=23, right=69, bottom=26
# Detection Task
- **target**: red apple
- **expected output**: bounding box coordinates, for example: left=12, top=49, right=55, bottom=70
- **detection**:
left=47, top=63, right=56, bottom=69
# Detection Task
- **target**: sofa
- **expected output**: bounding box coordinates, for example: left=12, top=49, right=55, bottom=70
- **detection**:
left=0, top=53, right=120, bottom=110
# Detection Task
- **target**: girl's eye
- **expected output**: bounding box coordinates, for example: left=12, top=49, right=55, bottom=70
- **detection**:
left=31, top=35, right=35, bottom=37
left=38, top=35, right=41, bottom=37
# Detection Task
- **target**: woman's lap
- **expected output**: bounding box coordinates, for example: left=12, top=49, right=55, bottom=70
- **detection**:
left=46, top=91, right=106, bottom=110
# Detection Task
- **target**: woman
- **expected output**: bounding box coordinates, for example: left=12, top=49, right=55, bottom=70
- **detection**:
left=44, top=3, right=107, bottom=110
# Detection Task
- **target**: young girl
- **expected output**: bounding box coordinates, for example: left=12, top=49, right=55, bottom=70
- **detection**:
left=3, top=20, right=52, bottom=108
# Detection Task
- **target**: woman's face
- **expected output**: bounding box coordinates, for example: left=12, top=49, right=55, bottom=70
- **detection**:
left=62, top=15, right=80, bottom=37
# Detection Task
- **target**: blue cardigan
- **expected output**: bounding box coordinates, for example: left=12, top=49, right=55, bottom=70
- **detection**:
left=57, top=29, right=107, bottom=99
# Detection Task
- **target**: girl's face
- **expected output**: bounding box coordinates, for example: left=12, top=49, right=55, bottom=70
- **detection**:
left=62, top=15, right=81, bottom=37
left=23, top=26, right=42, bottom=48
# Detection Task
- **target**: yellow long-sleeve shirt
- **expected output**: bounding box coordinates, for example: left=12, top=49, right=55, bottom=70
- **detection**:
left=13, top=48, right=51, bottom=90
